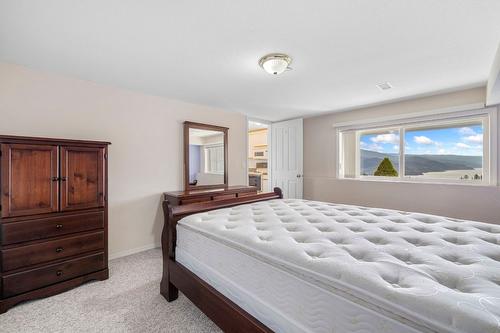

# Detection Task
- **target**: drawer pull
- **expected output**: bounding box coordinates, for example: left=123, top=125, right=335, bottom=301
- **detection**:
left=55, top=224, right=63, bottom=229
left=56, top=247, right=64, bottom=253
left=56, top=270, right=63, bottom=276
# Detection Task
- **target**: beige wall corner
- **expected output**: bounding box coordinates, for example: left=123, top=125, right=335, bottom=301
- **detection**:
left=0, top=62, right=248, bottom=258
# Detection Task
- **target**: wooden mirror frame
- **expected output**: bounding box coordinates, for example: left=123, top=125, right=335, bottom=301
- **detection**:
left=184, top=121, right=228, bottom=191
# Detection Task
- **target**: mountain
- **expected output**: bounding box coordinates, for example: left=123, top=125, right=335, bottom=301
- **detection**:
left=360, top=150, right=399, bottom=176
left=360, top=149, right=482, bottom=176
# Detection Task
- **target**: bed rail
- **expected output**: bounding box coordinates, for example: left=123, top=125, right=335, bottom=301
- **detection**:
left=161, top=187, right=282, bottom=299
left=160, top=188, right=282, bottom=332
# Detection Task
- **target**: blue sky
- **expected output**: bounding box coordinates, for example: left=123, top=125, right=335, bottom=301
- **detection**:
left=360, top=124, right=483, bottom=156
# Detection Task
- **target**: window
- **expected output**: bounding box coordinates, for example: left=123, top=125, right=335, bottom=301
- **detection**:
left=338, top=109, right=496, bottom=185
left=404, top=122, right=483, bottom=181
left=204, top=144, right=224, bottom=174
left=360, top=129, right=400, bottom=177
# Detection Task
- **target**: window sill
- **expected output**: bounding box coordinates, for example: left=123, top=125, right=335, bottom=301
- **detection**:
left=337, top=177, right=496, bottom=187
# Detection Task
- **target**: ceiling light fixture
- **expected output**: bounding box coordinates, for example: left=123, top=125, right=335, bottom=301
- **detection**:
left=259, top=53, right=292, bottom=75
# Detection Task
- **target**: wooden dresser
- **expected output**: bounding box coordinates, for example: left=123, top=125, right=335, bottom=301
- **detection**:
left=0, top=135, right=110, bottom=313
left=164, top=186, right=258, bottom=206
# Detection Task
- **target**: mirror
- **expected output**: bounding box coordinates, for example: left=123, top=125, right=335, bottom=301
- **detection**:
left=184, top=121, right=228, bottom=190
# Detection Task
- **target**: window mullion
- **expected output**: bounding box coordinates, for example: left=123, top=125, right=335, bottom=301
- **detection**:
left=355, top=131, right=360, bottom=178
left=399, top=127, right=405, bottom=180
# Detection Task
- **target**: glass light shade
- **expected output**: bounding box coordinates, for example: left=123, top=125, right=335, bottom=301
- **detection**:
left=259, top=54, right=291, bottom=75
left=263, top=58, right=288, bottom=75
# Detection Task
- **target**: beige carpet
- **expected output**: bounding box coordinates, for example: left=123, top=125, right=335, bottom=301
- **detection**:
left=0, top=249, right=221, bottom=332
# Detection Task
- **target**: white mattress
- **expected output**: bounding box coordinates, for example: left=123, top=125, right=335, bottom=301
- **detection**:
left=176, top=199, right=500, bottom=333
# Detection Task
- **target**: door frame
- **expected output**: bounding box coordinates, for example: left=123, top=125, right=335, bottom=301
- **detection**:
left=246, top=117, right=272, bottom=193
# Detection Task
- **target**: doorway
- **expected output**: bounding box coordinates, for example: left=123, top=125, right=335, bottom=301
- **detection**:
left=247, top=118, right=303, bottom=198
left=247, top=120, right=270, bottom=193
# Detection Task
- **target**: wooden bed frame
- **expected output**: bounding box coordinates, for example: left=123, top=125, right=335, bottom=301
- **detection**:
left=161, top=188, right=283, bottom=333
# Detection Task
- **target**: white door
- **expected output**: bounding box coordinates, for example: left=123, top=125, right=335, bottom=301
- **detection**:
left=271, top=118, right=303, bottom=199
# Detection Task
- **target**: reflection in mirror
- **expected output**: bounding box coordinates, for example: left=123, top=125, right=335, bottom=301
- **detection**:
left=188, top=128, right=225, bottom=187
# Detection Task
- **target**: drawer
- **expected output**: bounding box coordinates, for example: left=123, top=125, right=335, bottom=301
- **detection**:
left=1, top=211, right=104, bottom=245
left=213, top=194, right=237, bottom=201
left=1, top=231, right=105, bottom=271
left=181, top=197, right=211, bottom=205
left=238, top=191, right=257, bottom=197
left=2, top=252, right=105, bottom=298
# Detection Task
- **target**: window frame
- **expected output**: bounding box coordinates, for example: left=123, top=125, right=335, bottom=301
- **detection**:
left=336, top=106, right=498, bottom=186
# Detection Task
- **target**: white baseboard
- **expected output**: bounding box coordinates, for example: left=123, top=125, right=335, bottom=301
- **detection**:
left=109, top=243, right=160, bottom=260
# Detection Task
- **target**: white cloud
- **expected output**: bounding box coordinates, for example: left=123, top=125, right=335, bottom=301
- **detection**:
left=370, top=133, right=399, bottom=144
left=459, top=127, right=476, bottom=135
left=360, top=141, right=386, bottom=153
left=456, top=143, right=471, bottom=149
left=393, top=145, right=399, bottom=151
left=414, top=136, right=435, bottom=145
left=438, top=149, right=447, bottom=154
left=464, top=134, right=483, bottom=143
left=365, top=143, right=384, bottom=153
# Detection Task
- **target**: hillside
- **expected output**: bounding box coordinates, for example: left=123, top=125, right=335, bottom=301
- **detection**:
left=360, top=149, right=482, bottom=176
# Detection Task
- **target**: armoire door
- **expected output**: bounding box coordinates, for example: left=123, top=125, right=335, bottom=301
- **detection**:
left=1, top=144, right=59, bottom=218
left=60, top=146, right=105, bottom=211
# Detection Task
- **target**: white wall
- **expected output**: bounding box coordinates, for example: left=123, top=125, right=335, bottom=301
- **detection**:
left=0, top=62, right=248, bottom=258
left=304, top=87, right=500, bottom=224
left=487, top=44, right=500, bottom=106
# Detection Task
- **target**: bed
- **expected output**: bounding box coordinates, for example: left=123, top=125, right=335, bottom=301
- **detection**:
left=161, top=188, right=500, bottom=333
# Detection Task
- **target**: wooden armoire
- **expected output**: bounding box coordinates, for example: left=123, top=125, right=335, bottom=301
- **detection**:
left=0, top=135, right=110, bottom=313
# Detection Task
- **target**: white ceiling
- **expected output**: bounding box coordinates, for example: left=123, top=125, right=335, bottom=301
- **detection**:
left=1, top=1, right=500, bottom=121
left=248, top=121, right=269, bottom=131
